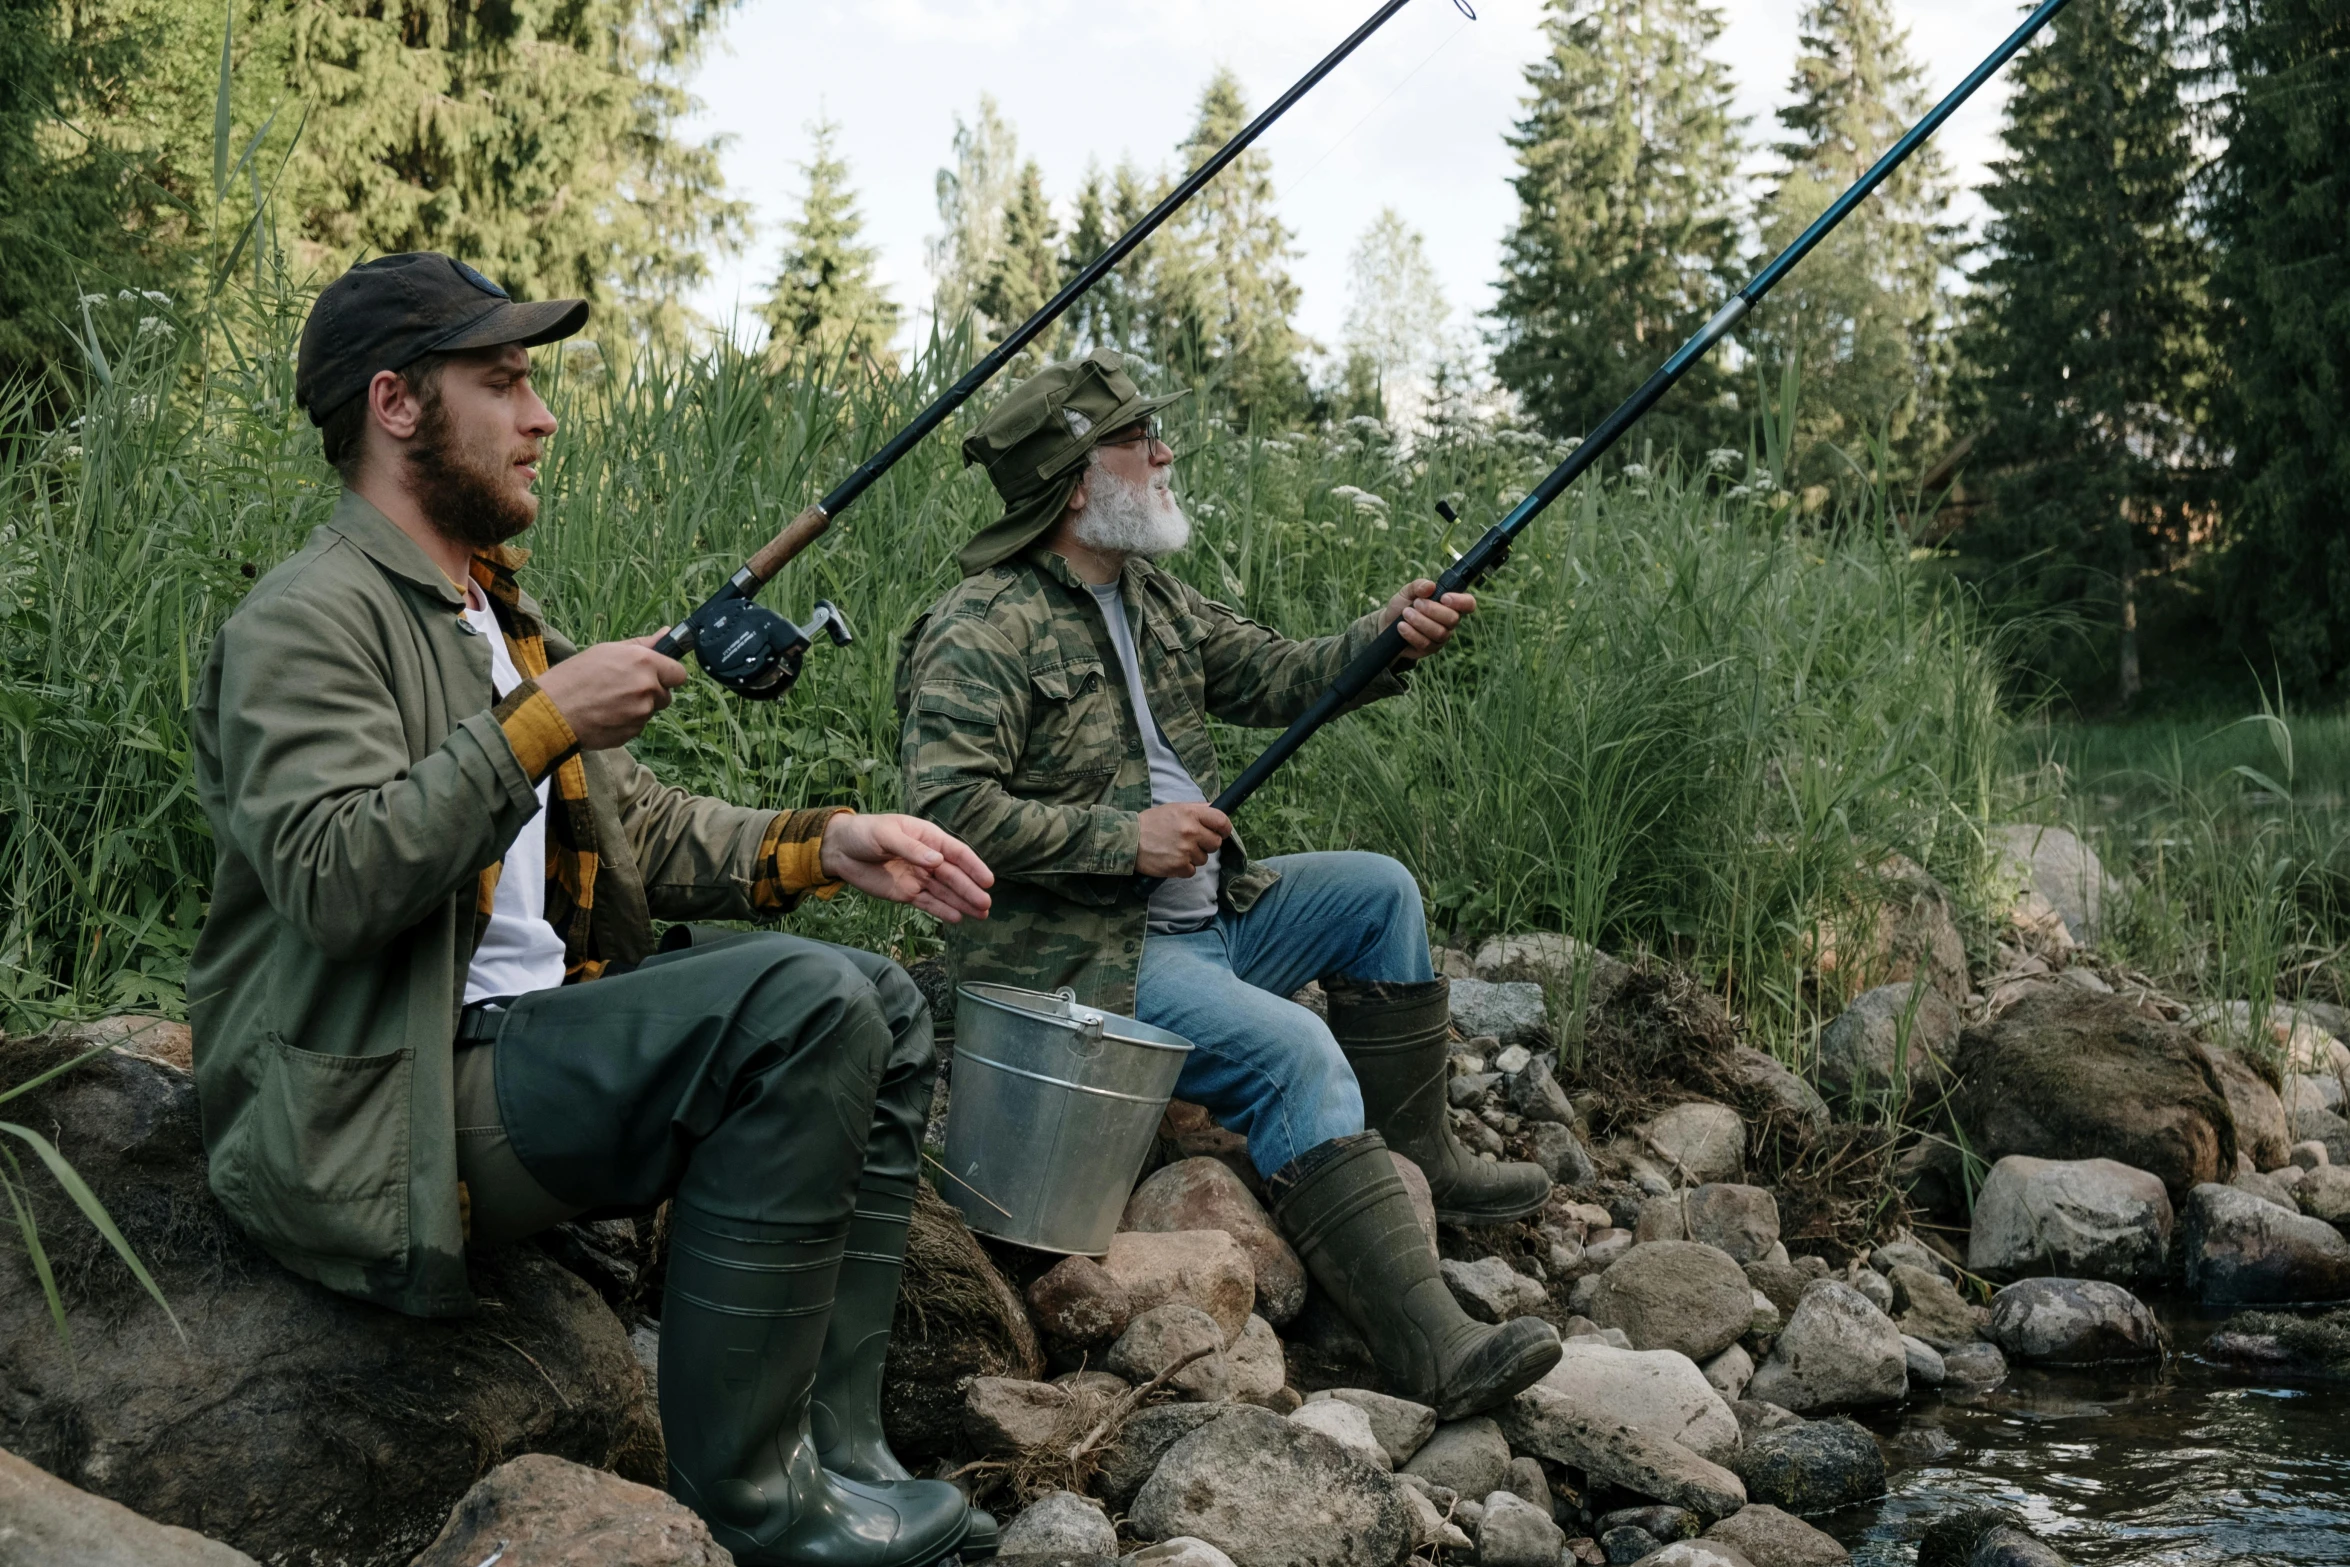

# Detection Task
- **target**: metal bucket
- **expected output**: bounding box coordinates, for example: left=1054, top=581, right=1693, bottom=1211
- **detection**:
left=939, top=983, right=1194, bottom=1256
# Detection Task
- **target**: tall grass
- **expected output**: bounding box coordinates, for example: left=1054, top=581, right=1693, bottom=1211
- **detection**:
left=4, top=268, right=2016, bottom=1053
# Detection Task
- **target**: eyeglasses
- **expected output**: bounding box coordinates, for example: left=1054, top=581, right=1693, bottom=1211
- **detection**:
left=1095, top=418, right=1165, bottom=450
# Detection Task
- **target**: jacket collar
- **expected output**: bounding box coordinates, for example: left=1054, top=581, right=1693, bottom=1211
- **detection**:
left=1022, top=544, right=1162, bottom=601
left=324, top=488, right=534, bottom=611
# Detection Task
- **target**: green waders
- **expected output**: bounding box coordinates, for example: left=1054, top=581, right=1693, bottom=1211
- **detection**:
left=457, top=930, right=992, bottom=1566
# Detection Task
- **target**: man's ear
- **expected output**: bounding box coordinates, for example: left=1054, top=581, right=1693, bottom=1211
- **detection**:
left=1062, top=467, right=1091, bottom=518
left=366, top=368, right=424, bottom=443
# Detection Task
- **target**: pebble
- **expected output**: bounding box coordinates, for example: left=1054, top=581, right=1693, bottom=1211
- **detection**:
left=999, top=1489, right=1117, bottom=1556
left=1477, top=1489, right=1567, bottom=1566
left=1442, top=1255, right=1550, bottom=1322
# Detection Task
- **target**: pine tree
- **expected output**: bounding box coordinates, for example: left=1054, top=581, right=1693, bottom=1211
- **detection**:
left=930, top=95, right=1018, bottom=335
left=1745, top=0, right=1958, bottom=484
left=1493, top=0, right=1744, bottom=449
left=972, top=158, right=1059, bottom=357
left=758, top=117, right=899, bottom=371
left=2207, top=0, right=2350, bottom=692
left=1954, top=0, right=2212, bottom=706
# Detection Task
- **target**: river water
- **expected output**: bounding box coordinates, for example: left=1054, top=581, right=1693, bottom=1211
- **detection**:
left=1821, top=1305, right=2350, bottom=1565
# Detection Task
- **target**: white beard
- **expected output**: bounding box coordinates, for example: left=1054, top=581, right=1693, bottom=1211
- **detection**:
left=1074, top=461, right=1191, bottom=559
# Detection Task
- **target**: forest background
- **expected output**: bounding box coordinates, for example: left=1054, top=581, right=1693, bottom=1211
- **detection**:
left=2, top=0, right=2345, bottom=1037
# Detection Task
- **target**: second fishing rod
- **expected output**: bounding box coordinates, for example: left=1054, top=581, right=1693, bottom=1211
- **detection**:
left=655, top=0, right=1470, bottom=702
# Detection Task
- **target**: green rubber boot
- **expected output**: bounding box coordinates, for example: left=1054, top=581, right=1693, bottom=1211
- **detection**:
left=1272, top=1132, right=1560, bottom=1421
left=810, top=1187, right=999, bottom=1560
left=1323, top=976, right=1552, bottom=1225
left=661, top=1203, right=976, bottom=1567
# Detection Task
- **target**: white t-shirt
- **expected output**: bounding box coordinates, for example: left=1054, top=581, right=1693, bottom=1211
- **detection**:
left=462, top=590, right=569, bottom=1002
left=1087, top=582, right=1221, bottom=933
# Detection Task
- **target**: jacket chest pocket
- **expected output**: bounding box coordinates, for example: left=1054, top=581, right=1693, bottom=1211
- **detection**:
left=1011, top=657, right=1121, bottom=799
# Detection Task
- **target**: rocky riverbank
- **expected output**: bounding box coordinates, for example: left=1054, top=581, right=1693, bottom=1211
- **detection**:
left=5, top=825, right=2347, bottom=1566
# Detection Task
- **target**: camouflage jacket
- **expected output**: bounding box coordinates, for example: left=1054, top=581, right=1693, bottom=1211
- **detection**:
left=896, top=546, right=1406, bottom=1015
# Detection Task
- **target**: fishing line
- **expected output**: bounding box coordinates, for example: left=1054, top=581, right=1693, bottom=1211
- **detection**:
left=1277, top=10, right=1476, bottom=204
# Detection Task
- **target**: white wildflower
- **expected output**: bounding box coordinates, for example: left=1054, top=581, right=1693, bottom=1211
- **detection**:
left=117, top=289, right=138, bottom=301
left=1621, top=463, right=1649, bottom=481
left=1705, top=448, right=1741, bottom=471
left=141, top=290, right=173, bottom=305
left=79, top=293, right=108, bottom=307
left=137, top=316, right=175, bottom=339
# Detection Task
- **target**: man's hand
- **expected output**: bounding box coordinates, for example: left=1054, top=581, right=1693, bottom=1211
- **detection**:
left=534, top=635, right=689, bottom=750
left=820, top=813, right=995, bottom=923
left=1138, top=802, right=1230, bottom=878
left=1381, top=579, right=1476, bottom=662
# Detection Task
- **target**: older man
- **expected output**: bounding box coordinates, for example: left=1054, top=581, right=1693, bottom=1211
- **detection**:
left=897, top=348, right=1558, bottom=1418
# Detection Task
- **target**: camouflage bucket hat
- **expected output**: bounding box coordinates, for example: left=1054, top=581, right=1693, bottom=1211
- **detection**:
left=955, top=347, right=1187, bottom=576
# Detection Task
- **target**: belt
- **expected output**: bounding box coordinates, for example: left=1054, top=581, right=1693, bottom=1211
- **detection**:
left=455, top=998, right=517, bottom=1046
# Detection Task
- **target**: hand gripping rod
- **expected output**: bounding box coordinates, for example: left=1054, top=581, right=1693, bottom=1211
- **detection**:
left=1206, top=0, right=2078, bottom=817
left=654, top=0, right=1450, bottom=685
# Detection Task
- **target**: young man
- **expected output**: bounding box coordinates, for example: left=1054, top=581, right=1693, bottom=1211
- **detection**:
left=897, top=348, right=1560, bottom=1419
left=191, top=252, right=999, bottom=1567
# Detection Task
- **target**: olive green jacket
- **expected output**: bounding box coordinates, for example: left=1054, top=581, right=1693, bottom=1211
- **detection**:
left=190, top=492, right=823, bottom=1318
left=895, top=547, right=1405, bottom=1015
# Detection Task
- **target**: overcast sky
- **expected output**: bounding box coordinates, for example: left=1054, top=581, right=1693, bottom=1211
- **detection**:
left=679, top=0, right=2029, bottom=357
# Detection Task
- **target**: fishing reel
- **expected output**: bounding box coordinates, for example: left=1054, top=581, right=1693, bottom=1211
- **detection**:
left=683, top=590, right=855, bottom=701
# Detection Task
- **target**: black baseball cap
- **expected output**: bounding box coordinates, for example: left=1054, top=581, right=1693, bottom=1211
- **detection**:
left=295, top=252, right=589, bottom=425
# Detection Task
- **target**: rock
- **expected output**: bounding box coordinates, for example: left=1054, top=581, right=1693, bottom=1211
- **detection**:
left=1102, top=1230, right=1257, bottom=1343
left=1452, top=1072, right=1501, bottom=1108
left=1096, top=1402, right=1235, bottom=1512
left=1605, top=1524, right=1665, bottom=1563
left=1627, top=1540, right=1758, bottom=1566
left=1989, top=823, right=2115, bottom=943
left=1499, top=1383, right=1747, bottom=1520
left=1817, top=983, right=1961, bottom=1111
left=1704, top=1504, right=1851, bottom=1566
left=1441, top=1255, right=1549, bottom=1322
left=1871, top=1239, right=1958, bottom=1281
left=1744, top=1261, right=1810, bottom=1320
left=406, top=1455, right=737, bottom=1567
left=1702, top=1343, right=1755, bottom=1402
left=1475, top=934, right=1633, bottom=1010
left=1122, top=1159, right=1307, bottom=1328
left=1887, top=1266, right=1988, bottom=1351
left=1129, top=1405, right=1418, bottom=1567
left=1727, top=1048, right=1831, bottom=1132
left=2299, top=1164, right=2350, bottom=1224
left=1939, top=1341, right=2009, bottom=1389
left=1638, top=1104, right=1748, bottom=1185
left=2203, top=1047, right=2292, bottom=1172
left=1918, top=1506, right=2073, bottom=1567
left=1394, top=1483, right=1471, bottom=1552
left=1732, top=1418, right=1887, bottom=1515
left=1945, top=989, right=2238, bottom=1201
left=1966, top=1156, right=2174, bottom=1283
left=1639, top=1194, right=1693, bottom=1242
left=2294, top=1103, right=2350, bottom=1165
left=1536, top=1339, right=1742, bottom=1463
left=1749, top=1290, right=1784, bottom=1338
left=1507, top=1055, right=1579, bottom=1125
left=1683, top=1185, right=1782, bottom=1264
left=0, top=1445, right=258, bottom=1566
left=1532, top=1122, right=1601, bottom=1185
left=1986, top=1278, right=2164, bottom=1363
left=1478, top=1489, right=1568, bottom=1566
left=1846, top=1266, right=1895, bottom=1315
left=1503, top=1453, right=1552, bottom=1510
left=1591, top=1242, right=1756, bottom=1361
left=0, top=1040, right=664, bottom=1567
left=1451, top=980, right=1550, bottom=1045
left=1058, top=1369, right=1133, bottom=1397
left=1002, top=1490, right=1119, bottom=1557
left=971, top=1375, right=1095, bottom=1456
left=1126, top=1539, right=1242, bottom=1567
left=1745, top=1282, right=1908, bottom=1412
left=1159, top=1100, right=1260, bottom=1194
left=2238, top=1166, right=2301, bottom=1209
left=1108, top=1304, right=1229, bottom=1399
left=1586, top=1227, right=1636, bottom=1270
left=1308, top=1389, right=1438, bottom=1467
left=1223, top=1314, right=1289, bottom=1407
left=1401, top=1415, right=1511, bottom=1498
left=1030, top=1255, right=1135, bottom=1346
left=1901, top=1336, right=1946, bottom=1387
left=2181, top=1182, right=2350, bottom=1304
left=1288, top=1399, right=1390, bottom=1470
left=1600, top=1505, right=1700, bottom=1544
left=1731, top=1399, right=1803, bottom=1437
left=1496, top=1043, right=1534, bottom=1074
left=2293, top=1139, right=2332, bottom=1169
left=886, top=1181, right=1048, bottom=1467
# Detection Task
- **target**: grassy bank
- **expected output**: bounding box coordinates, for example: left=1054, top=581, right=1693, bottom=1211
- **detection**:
left=7, top=276, right=2009, bottom=1046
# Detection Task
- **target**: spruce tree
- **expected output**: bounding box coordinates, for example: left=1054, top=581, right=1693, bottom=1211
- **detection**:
left=1955, top=0, right=2211, bottom=706
left=2207, top=0, right=2350, bottom=691
left=972, top=158, right=1059, bottom=358
left=1493, top=0, right=1744, bottom=449
left=1745, top=0, right=1958, bottom=483
left=758, top=117, right=899, bottom=371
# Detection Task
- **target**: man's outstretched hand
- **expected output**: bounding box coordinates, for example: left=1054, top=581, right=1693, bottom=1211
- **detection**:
left=1381, top=579, right=1476, bottom=661
left=819, top=813, right=994, bottom=923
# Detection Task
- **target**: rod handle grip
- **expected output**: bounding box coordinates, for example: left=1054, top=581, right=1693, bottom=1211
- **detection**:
left=744, top=504, right=833, bottom=588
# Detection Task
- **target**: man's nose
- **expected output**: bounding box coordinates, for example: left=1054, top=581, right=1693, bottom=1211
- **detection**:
left=522, top=385, right=557, bottom=439
left=1149, top=438, right=1173, bottom=467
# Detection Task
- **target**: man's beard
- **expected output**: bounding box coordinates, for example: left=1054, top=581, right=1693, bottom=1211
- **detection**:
left=1074, top=461, right=1191, bottom=558
left=407, top=398, right=536, bottom=551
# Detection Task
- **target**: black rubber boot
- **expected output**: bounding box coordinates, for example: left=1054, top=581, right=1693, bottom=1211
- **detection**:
left=1272, top=1132, right=1560, bottom=1421
left=1323, top=976, right=1552, bottom=1225
left=661, top=1203, right=975, bottom=1567
left=810, top=1187, right=1000, bottom=1559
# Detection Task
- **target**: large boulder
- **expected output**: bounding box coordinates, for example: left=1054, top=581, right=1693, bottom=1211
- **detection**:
left=1682, top=1185, right=1783, bottom=1264
left=1744, top=1282, right=1908, bottom=1413
left=405, top=1454, right=730, bottom=1567
left=1985, top=1278, right=2163, bottom=1364
left=883, top=1182, right=1046, bottom=1466
left=1449, top=980, right=1550, bottom=1046
left=2202, top=1047, right=2291, bottom=1173
left=1989, top=824, right=2115, bottom=944
left=1732, top=1419, right=1888, bottom=1517
left=1816, top=983, right=1961, bottom=1112
left=1498, top=1383, right=1746, bottom=1521
left=1638, top=1104, right=1748, bottom=1185
left=1727, top=1048, right=1832, bottom=1133
left=999, top=1489, right=1119, bottom=1557
left=1027, top=1254, right=1133, bottom=1346
left=0, top=1041, right=661, bottom=1567
left=1534, top=1340, right=1741, bottom=1463
left=0, top=1445, right=256, bottom=1567
left=2181, top=1183, right=2350, bottom=1304
left=1399, top=1416, right=1512, bottom=1498
left=1966, top=1157, right=2174, bottom=1283
left=1589, top=1242, right=1756, bottom=1361
left=1094, top=1402, right=1234, bottom=1512
left=1122, top=1159, right=1306, bottom=1327
left=1129, top=1405, right=1419, bottom=1567
left=1944, top=989, right=2238, bottom=1200
left=1102, top=1230, right=1257, bottom=1343
left=1704, top=1503, right=1850, bottom=1566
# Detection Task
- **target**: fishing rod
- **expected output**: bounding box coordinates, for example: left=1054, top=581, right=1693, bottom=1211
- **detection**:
left=657, top=0, right=1471, bottom=699
left=1206, top=0, right=2078, bottom=818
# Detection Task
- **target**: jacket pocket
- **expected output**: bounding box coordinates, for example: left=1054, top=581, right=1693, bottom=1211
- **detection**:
left=1011, top=657, right=1121, bottom=797
left=236, top=1035, right=413, bottom=1267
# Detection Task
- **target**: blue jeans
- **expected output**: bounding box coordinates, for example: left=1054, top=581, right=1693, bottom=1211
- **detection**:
left=1134, top=851, right=1435, bottom=1179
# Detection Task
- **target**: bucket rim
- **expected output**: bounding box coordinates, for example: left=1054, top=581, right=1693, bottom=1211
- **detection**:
left=953, top=980, right=1194, bottom=1055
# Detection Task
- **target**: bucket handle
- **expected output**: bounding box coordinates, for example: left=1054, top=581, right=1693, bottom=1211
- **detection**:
left=1056, top=987, right=1108, bottom=1059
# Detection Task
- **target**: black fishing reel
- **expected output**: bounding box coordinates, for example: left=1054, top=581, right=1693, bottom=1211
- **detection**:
left=682, top=591, right=855, bottom=701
